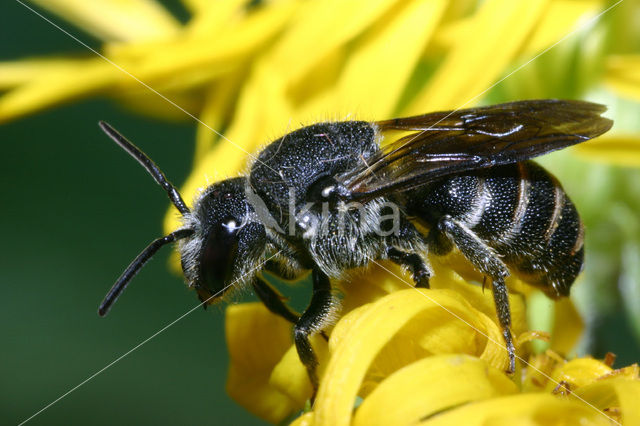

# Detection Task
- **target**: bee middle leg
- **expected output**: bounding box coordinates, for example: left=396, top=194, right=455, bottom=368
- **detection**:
left=433, top=215, right=516, bottom=374
left=294, top=268, right=334, bottom=395
left=253, top=271, right=330, bottom=341
left=385, top=246, right=431, bottom=288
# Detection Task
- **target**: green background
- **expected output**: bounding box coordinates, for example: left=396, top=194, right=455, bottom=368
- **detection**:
left=1, top=1, right=639, bottom=425
left=1, top=1, right=264, bottom=424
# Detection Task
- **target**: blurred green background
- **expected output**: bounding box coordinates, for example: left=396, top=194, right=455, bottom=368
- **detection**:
left=1, top=1, right=639, bottom=425
left=0, top=1, right=264, bottom=425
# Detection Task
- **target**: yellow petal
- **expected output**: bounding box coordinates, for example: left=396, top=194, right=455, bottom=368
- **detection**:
left=290, top=411, right=315, bottom=426
left=431, top=1, right=599, bottom=56
left=105, top=1, right=296, bottom=90
left=517, top=330, right=551, bottom=346
left=550, top=297, right=584, bottom=356
left=180, top=0, right=209, bottom=13
left=440, top=0, right=476, bottom=23
left=0, top=59, right=78, bottom=89
left=163, top=60, right=293, bottom=235
left=225, top=303, right=298, bottom=424
left=185, top=0, right=249, bottom=36
left=270, top=345, right=313, bottom=408
left=0, top=58, right=116, bottom=123
left=430, top=262, right=528, bottom=340
left=267, top=0, right=397, bottom=84
left=354, top=355, right=517, bottom=426
left=366, top=295, right=511, bottom=377
left=421, top=393, right=612, bottom=425
left=575, top=376, right=640, bottom=425
left=332, top=0, right=446, bottom=117
left=193, top=76, right=242, bottom=161
left=521, top=0, right=602, bottom=55
left=337, top=263, right=410, bottom=315
left=526, top=290, right=554, bottom=354
left=605, top=55, right=640, bottom=101
left=345, top=262, right=526, bottom=373
left=521, top=351, right=564, bottom=392
left=270, top=335, right=329, bottom=407
left=115, top=88, right=202, bottom=121
left=475, top=311, right=514, bottom=371
left=314, top=289, right=513, bottom=426
left=211, top=60, right=296, bottom=158
left=405, top=0, right=548, bottom=113
left=429, top=17, right=470, bottom=54
left=574, top=134, right=640, bottom=167
left=548, top=357, right=613, bottom=390
left=28, top=0, right=181, bottom=42
left=287, top=47, right=347, bottom=114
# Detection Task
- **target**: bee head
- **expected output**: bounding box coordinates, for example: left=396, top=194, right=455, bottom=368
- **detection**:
left=96, top=122, right=265, bottom=316
left=180, top=177, right=266, bottom=304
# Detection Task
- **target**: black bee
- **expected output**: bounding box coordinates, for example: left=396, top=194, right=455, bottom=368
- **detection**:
left=98, top=99, right=612, bottom=390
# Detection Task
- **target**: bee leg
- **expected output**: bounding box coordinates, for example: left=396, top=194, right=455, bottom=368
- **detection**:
left=294, top=268, right=334, bottom=396
left=435, top=215, right=516, bottom=374
left=492, top=277, right=516, bottom=374
left=254, top=276, right=330, bottom=340
left=385, top=246, right=431, bottom=288
left=252, top=276, right=300, bottom=324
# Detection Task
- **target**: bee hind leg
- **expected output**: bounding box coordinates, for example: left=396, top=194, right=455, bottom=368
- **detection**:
left=434, top=215, right=516, bottom=374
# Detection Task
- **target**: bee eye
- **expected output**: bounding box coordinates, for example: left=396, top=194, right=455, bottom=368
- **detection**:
left=199, top=217, right=240, bottom=297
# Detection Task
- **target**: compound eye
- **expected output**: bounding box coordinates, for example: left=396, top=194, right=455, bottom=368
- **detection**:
left=199, top=217, right=241, bottom=297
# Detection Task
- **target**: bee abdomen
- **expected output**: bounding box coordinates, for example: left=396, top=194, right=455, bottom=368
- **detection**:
left=406, top=161, right=584, bottom=297
left=470, top=163, right=523, bottom=242
left=485, top=162, right=559, bottom=253
left=512, top=187, right=585, bottom=298
left=480, top=161, right=584, bottom=297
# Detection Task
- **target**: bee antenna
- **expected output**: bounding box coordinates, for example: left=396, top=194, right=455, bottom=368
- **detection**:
left=98, top=228, right=194, bottom=316
left=98, top=121, right=191, bottom=215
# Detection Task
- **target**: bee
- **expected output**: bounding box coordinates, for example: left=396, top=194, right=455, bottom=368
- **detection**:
left=98, top=99, right=612, bottom=390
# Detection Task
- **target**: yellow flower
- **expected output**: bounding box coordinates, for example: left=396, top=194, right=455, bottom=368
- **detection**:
left=4, top=0, right=640, bottom=220
left=226, top=264, right=640, bottom=425
left=3, top=0, right=640, bottom=215
left=3, top=1, right=640, bottom=425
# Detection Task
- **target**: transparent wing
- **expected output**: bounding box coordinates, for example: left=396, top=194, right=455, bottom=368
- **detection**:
left=338, top=99, right=612, bottom=201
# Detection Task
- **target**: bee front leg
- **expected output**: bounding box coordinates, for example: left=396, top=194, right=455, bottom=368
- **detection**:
left=294, top=268, right=334, bottom=396
left=434, top=215, right=516, bottom=374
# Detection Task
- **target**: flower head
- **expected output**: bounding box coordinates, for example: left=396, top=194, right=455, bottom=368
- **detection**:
left=227, top=264, right=640, bottom=425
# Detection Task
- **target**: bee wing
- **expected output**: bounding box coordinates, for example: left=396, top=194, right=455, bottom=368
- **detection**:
left=339, top=99, right=612, bottom=201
